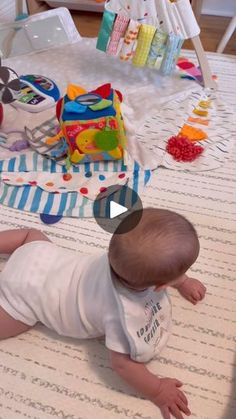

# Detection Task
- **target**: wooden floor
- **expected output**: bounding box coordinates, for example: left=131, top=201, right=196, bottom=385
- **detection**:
left=71, top=12, right=236, bottom=55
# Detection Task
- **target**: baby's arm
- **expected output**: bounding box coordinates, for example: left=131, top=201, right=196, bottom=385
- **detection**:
left=0, top=228, right=50, bottom=254
left=109, top=350, right=191, bottom=419
left=172, top=274, right=206, bottom=305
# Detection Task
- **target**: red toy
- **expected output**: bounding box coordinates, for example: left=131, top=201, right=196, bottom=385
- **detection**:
left=166, top=135, right=204, bottom=162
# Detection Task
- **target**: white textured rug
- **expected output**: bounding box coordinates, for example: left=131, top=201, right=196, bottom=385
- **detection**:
left=0, top=47, right=236, bottom=419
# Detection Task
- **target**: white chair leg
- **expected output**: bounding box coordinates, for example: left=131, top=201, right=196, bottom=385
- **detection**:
left=191, top=35, right=217, bottom=90
left=217, top=15, right=236, bottom=53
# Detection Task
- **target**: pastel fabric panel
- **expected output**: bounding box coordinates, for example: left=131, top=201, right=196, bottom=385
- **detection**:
left=119, top=20, right=141, bottom=61
left=132, top=24, right=156, bottom=67
left=107, top=14, right=130, bottom=56
left=96, top=10, right=116, bottom=52
left=146, top=30, right=168, bottom=69
left=160, top=33, right=184, bottom=75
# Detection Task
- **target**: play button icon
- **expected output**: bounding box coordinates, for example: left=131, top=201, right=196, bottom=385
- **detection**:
left=110, top=201, right=128, bottom=219
left=93, top=184, right=143, bottom=234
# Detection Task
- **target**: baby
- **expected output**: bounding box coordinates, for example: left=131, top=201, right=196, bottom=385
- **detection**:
left=0, top=208, right=206, bottom=419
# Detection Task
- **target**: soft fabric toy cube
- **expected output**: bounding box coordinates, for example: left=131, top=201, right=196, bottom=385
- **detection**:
left=49, top=83, right=126, bottom=164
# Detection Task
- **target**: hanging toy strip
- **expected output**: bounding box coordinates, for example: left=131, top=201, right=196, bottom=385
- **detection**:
left=107, top=14, right=130, bottom=56
left=96, top=0, right=200, bottom=76
left=120, top=20, right=141, bottom=61
left=132, top=24, right=157, bottom=67
left=146, top=30, right=168, bottom=69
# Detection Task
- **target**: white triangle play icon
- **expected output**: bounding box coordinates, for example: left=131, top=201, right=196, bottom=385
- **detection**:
left=110, top=201, right=128, bottom=219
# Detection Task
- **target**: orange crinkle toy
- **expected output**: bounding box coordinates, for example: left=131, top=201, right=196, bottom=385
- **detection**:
left=179, top=124, right=208, bottom=141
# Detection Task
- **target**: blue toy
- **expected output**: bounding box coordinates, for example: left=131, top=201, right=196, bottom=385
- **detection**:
left=12, top=74, right=60, bottom=112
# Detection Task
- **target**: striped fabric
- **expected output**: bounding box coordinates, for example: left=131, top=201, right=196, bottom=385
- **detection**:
left=0, top=153, right=151, bottom=217
left=106, top=14, right=130, bottom=55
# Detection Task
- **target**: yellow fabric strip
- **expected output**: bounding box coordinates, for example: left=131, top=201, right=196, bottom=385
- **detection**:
left=132, top=24, right=156, bottom=67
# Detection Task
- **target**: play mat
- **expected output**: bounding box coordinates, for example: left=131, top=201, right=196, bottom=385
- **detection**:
left=0, top=6, right=235, bottom=222
left=0, top=6, right=236, bottom=419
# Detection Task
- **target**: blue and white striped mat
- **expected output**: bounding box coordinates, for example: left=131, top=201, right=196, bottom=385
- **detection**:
left=0, top=152, right=151, bottom=218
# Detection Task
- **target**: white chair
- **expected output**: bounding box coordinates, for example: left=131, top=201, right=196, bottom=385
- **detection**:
left=217, top=15, right=236, bottom=53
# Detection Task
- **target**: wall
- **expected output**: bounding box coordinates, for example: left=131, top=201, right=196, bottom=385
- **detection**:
left=202, top=0, right=236, bottom=17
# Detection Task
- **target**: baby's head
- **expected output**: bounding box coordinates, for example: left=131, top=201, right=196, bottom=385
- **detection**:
left=108, top=208, right=199, bottom=290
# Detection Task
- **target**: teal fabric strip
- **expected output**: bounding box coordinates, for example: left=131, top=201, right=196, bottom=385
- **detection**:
left=19, top=154, right=27, bottom=171
left=79, top=196, right=87, bottom=218
left=66, top=192, right=78, bottom=217
left=33, top=152, right=38, bottom=171
left=96, top=10, right=116, bottom=52
left=8, top=186, right=19, bottom=208
left=0, top=183, right=9, bottom=204
left=43, top=156, right=49, bottom=172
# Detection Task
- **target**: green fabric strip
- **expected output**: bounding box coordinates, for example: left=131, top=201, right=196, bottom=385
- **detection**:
left=96, top=10, right=116, bottom=52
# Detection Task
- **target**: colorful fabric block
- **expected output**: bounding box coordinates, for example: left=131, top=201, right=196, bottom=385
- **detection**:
left=46, top=83, right=127, bottom=165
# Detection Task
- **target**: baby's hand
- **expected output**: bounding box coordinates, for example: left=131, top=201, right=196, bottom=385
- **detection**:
left=177, top=277, right=206, bottom=305
left=151, top=378, right=191, bottom=419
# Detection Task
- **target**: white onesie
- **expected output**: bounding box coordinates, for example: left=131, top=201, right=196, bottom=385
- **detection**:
left=0, top=241, right=172, bottom=362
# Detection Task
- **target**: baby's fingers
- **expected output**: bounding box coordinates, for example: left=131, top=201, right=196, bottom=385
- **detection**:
left=176, top=397, right=191, bottom=416
left=178, top=390, right=188, bottom=405
left=197, top=291, right=205, bottom=300
left=199, top=285, right=207, bottom=299
left=170, top=403, right=184, bottom=419
left=160, top=406, right=171, bottom=419
left=194, top=288, right=206, bottom=302
left=187, top=294, right=198, bottom=305
left=174, top=379, right=183, bottom=387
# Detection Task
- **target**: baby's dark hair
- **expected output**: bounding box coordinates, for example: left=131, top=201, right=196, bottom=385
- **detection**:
left=108, top=208, right=199, bottom=289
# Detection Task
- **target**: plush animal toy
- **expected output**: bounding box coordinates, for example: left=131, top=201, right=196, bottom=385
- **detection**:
left=46, top=83, right=126, bottom=164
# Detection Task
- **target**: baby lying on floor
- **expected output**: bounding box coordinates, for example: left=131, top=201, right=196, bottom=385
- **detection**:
left=0, top=208, right=206, bottom=419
